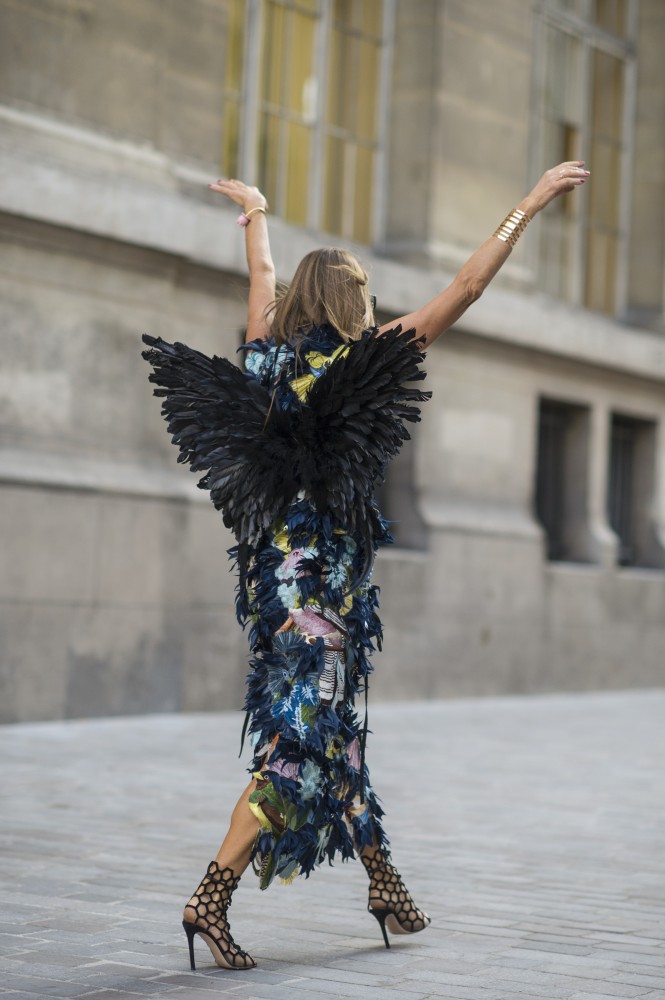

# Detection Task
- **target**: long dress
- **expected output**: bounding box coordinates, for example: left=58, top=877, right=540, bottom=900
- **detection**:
left=141, top=322, right=429, bottom=890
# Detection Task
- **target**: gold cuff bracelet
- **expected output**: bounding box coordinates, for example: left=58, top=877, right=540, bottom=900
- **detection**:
left=494, top=208, right=530, bottom=247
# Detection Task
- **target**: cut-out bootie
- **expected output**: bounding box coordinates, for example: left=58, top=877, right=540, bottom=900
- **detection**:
left=361, top=851, right=431, bottom=949
left=182, top=861, right=256, bottom=970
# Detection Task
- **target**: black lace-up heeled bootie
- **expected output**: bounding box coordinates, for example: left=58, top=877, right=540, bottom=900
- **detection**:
left=182, top=861, right=256, bottom=970
left=361, top=852, right=431, bottom=949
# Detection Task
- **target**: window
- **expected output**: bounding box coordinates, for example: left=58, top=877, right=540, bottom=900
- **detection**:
left=256, top=0, right=319, bottom=228
left=221, top=0, right=247, bottom=180
left=322, top=2, right=383, bottom=241
left=535, top=0, right=636, bottom=314
left=535, top=398, right=592, bottom=562
left=222, top=0, right=390, bottom=245
left=608, top=413, right=662, bottom=568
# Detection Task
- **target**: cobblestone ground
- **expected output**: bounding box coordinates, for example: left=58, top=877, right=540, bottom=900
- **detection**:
left=1, top=690, right=664, bottom=1000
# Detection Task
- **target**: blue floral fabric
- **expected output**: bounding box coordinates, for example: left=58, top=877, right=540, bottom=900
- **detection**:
left=234, top=325, right=391, bottom=889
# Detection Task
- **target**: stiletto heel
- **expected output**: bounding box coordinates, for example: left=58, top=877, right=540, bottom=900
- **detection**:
left=362, top=851, right=430, bottom=948
left=182, top=920, right=197, bottom=969
left=182, top=861, right=256, bottom=970
left=370, top=909, right=391, bottom=949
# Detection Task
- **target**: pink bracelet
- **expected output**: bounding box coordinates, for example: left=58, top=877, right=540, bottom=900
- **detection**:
left=236, top=206, right=267, bottom=227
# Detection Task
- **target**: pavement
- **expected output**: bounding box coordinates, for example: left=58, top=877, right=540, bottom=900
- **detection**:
left=1, top=689, right=665, bottom=1000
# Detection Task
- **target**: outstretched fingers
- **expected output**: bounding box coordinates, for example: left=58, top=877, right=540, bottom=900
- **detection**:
left=529, top=160, right=591, bottom=212
left=555, top=160, right=590, bottom=189
left=207, top=178, right=267, bottom=212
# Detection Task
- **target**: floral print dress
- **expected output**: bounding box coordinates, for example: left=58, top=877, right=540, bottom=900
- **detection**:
left=237, top=325, right=391, bottom=888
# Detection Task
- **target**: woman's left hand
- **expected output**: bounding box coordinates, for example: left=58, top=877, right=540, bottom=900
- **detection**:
left=522, top=161, right=590, bottom=216
left=208, top=178, right=267, bottom=214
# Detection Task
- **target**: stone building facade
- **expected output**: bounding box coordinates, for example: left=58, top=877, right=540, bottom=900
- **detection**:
left=1, top=0, right=663, bottom=722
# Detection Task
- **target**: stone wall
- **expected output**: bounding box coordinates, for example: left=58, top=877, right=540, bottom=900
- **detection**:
left=373, top=330, right=665, bottom=702
left=1, top=0, right=663, bottom=722
left=0, top=214, right=249, bottom=721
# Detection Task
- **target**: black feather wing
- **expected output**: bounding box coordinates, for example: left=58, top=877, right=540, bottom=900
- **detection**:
left=141, top=326, right=430, bottom=556
left=299, top=325, right=431, bottom=529
left=141, top=334, right=300, bottom=546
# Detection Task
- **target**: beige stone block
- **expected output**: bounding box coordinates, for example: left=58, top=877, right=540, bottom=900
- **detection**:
left=436, top=20, right=531, bottom=120
left=371, top=551, right=433, bottom=700
left=182, top=608, right=246, bottom=714
left=541, top=623, right=628, bottom=691
left=430, top=107, right=529, bottom=243
left=183, top=504, right=237, bottom=607
left=443, top=0, right=533, bottom=50
left=392, top=1, right=437, bottom=91
left=160, top=72, right=225, bottom=166
left=385, top=93, right=434, bottom=241
left=0, top=225, right=247, bottom=470
left=542, top=565, right=612, bottom=634
left=0, top=603, right=70, bottom=722
left=0, top=486, right=97, bottom=603
left=607, top=570, right=665, bottom=628
left=418, top=344, right=536, bottom=506
left=64, top=603, right=182, bottom=718
left=398, top=617, right=544, bottom=699
left=0, top=0, right=227, bottom=161
left=169, top=270, right=248, bottom=342
left=96, top=494, right=185, bottom=606
left=428, top=531, right=544, bottom=623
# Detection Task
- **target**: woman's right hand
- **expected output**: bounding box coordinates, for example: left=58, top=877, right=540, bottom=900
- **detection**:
left=207, top=178, right=267, bottom=214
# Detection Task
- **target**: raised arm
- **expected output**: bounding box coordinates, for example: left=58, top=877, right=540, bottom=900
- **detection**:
left=208, top=178, right=276, bottom=343
left=379, top=161, right=590, bottom=348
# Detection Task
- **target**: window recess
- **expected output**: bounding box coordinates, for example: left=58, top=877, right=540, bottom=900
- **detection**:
left=608, top=413, right=664, bottom=568
left=535, top=398, right=593, bottom=562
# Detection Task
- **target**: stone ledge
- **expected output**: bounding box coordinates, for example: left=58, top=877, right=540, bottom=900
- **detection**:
left=545, top=560, right=665, bottom=580
left=1, top=103, right=664, bottom=383
left=0, top=447, right=205, bottom=502
left=420, top=498, right=543, bottom=540
left=0, top=450, right=544, bottom=546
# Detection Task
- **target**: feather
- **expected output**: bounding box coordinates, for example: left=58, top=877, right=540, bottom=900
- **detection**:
left=141, top=326, right=430, bottom=568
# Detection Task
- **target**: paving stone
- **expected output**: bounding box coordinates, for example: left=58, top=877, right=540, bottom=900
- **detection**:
left=74, top=994, right=154, bottom=1000
left=1, top=691, right=665, bottom=1000
left=592, top=946, right=663, bottom=965
left=612, top=974, right=665, bottom=989
left=512, top=941, right=595, bottom=955
left=1, top=975, right=97, bottom=997
left=617, top=963, right=665, bottom=978
left=567, top=995, right=656, bottom=1000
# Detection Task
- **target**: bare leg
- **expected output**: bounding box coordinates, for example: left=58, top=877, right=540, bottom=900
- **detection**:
left=214, top=778, right=261, bottom=874
left=184, top=779, right=259, bottom=921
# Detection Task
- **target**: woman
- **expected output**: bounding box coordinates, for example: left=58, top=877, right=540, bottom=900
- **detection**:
left=142, top=161, right=588, bottom=971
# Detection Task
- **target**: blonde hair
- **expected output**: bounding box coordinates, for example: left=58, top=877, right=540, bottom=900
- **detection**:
left=268, top=248, right=374, bottom=346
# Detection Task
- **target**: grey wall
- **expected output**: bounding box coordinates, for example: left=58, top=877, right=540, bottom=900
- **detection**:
left=1, top=0, right=664, bottom=722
